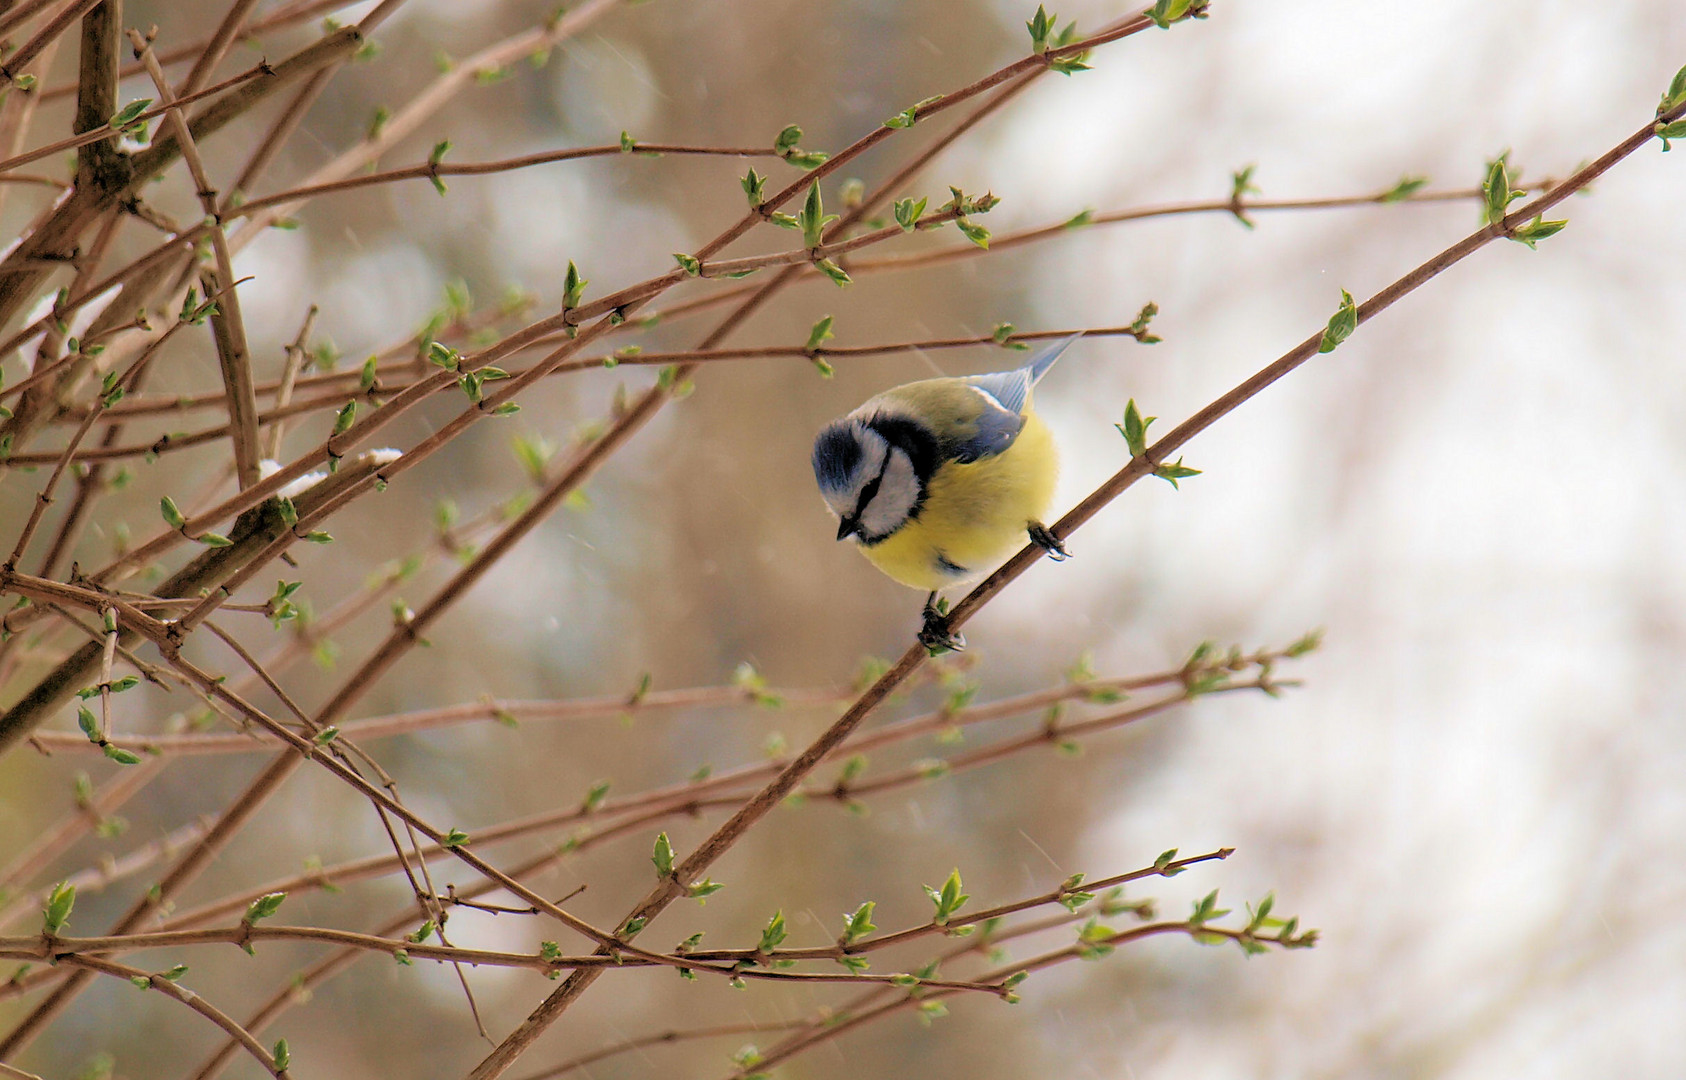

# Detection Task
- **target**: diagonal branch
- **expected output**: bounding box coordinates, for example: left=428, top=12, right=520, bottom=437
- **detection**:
left=129, top=28, right=262, bottom=488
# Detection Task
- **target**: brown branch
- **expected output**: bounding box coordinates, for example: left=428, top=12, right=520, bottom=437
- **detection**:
left=70, top=0, right=121, bottom=191
left=0, top=24, right=361, bottom=379
left=7, top=322, right=1149, bottom=464
left=225, top=0, right=627, bottom=240
left=174, top=0, right=260, bottom=98
left=1, top=0, right=103, bottom=87
left=128, top=28, right=262, bottom=488
left=34, top=0, right=358, bottom=101
left=226, top=142, right=786, bottom=219
left=0, top=63, right=271, bottom=177
left=509, top=1022, right=807, bottom=1080
left=47, top=953, right=289, bottom=1077
left=0, top=451, right=396, bottom=758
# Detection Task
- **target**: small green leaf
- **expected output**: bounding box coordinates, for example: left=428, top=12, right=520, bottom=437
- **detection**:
left=774, top=123, right=827, bottom=169
left=562, top=261, right=588, bottom=310
left=103, top=745, right=142, bottom=765
left=427, top=341, right=459, bottom=370
left=77, top=706, right=100, bottom=743
left=1659, top=64, right=1686, bottom=115
left=109, top=98, right=153, bottom=131
left=1026, top=5, right=1054, bottom=51
left=741, top=167, right=766, bottom=208
left=651, top=831, right=675, bottom=879
left=159, top=495, right=185, bottom=530
left=813, top=258, right=852, bottom=287
left=244, top=892, right=287, bottom=924
left=272, top=1038, right=290, bottom=1070
left=442, top=828, right=470, bottom=848
left=758, top=910, right=787, bottom=952
left=955, top=218, right=991, bottom=249
left=1047, top=53, right=1091, bottom=75
left=1481, top=153, right=1523, bottom=225
left=1510, top=214, right=1567, bottom=249
left=1657, top=118, right=1686, bottom=150
left=1115, top=399, right=1155, bottom=458
left=686, top=878, right=724, bottom=901
left=1153, top=457, right=1201, bottom=489
left=784, top=149, right=829, bottom=170
left=893, top=196, right=927, bottom=232
left=1318, top=289, right=1358, bottom=353
left=883, top=106, right=918, bottom=129
left=798, top=182, right=838, bottom=249
left=1285, top=628, right=1323, bottom=657
left=806, top=314, right=835, bottom=352
left=197, top=532, right=233, bottom=547
left=923, top=868, right=969, bottom=925
left=1379, top=175, right=1429, bottom=203
left=673, top=253, right=702, bottom=276
left=1146, top=0, right=1198, bottom=29
left=841, top=900, right=877, bottom=945
left=43, top=882, right=75, bottom=934
left=332, top=399, right=357, bottom=435
left=1129, top=300, right=1161, bottom=343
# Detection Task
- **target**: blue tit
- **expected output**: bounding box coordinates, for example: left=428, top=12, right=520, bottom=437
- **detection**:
left=811, top=336, right=1076, bottom=648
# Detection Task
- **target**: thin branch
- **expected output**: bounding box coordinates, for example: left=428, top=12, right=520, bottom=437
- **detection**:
left=129, top=28, right=262, bottom=488
left=225, top=142, right=787, bottom=219
left=49, top=953, right=289, bottom=1077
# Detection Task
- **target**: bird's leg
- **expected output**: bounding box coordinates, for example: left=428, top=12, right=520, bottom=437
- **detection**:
left=918, top=591, right=965, bottom=654
left=1027, top=520, right=1070, bottom=561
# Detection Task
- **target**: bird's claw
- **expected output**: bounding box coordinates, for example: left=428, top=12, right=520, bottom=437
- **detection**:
left=919, top=603, right=966, bottom=655
left=1028, top=521, right=1069, bottom=561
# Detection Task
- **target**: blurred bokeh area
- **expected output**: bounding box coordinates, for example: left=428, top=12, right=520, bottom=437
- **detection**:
left=1, top=0, right=1684, bottom=1076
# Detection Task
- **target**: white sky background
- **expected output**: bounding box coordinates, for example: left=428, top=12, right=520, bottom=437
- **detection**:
left=961, top=2, right=1686, bottom=1076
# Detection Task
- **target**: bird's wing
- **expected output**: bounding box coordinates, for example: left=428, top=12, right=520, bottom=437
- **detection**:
left=962, top=367, right=1034, bottom=414
left=950, top=383, right=1026, bottom=463
left=959, top=333, right=1080, bottom=415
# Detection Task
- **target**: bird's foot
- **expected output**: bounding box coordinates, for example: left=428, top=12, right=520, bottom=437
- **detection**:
left=918, top=595, right=966, bottom=655
left=1028, top=521, right=1070, bottom=561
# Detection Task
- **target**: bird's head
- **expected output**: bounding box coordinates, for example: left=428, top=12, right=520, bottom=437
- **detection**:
left=812, top=413, right=935, bottom=544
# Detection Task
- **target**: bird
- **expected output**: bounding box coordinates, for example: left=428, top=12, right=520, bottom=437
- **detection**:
left=811, top=335, right=1078, bottom=651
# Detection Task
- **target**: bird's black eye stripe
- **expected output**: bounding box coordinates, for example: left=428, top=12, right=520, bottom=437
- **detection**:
left=852, top=457, right=889, bottom=520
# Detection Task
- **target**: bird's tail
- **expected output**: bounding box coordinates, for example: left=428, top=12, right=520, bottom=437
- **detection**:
left=1023, top=332, right=1081, bottom=385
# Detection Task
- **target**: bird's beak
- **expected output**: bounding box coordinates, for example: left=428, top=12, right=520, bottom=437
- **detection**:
left=836, top=517, right=859, bottom=541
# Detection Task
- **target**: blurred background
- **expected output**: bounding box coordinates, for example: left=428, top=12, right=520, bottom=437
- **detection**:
left=2, top=0, right=1684, bottom=1076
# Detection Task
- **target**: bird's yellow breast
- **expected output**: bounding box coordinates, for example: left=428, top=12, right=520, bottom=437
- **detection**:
left=857, top=410, right=1058, bottom=591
